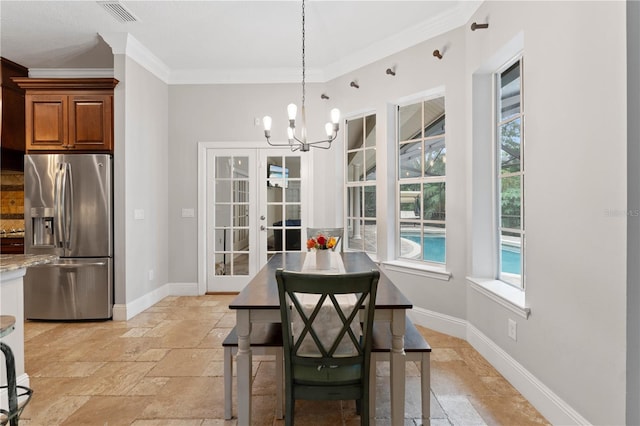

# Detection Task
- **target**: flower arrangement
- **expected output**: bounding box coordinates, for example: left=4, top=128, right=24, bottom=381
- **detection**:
left=306, top=234, right=338, bottom=251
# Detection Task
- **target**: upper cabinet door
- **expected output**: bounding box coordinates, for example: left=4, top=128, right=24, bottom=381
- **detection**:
left=69, top=94, right=112, bottom=151
left=15, top=78, right=118, bottom=153
left=26, top=94, right=68, bottom=150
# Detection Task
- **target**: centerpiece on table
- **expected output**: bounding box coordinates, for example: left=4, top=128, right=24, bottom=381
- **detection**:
left=306, top=233, right=338, bottom=270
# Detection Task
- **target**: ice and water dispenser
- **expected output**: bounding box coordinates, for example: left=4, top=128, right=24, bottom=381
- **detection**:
left=30, top=207, right=55, bottom=247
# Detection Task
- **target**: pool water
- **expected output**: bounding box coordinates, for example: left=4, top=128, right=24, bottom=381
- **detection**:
left=402, top=234, right=521, bottom=275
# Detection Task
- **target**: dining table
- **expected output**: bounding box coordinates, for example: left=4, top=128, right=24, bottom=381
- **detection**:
left=228, top=251, right=413, bottom=426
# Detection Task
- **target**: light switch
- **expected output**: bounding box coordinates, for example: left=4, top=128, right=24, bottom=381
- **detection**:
left=181, top=208, right=195, bottom=218
left=134, top=209, right=145, bottom=220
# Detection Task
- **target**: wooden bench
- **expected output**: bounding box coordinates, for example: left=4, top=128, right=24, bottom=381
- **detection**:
left=369, top=317, right=432, bottom=423
left=222, top=323, right=284, bottom=420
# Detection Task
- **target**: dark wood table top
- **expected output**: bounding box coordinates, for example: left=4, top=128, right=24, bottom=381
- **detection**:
left=229, top=252, right=412, bottom=311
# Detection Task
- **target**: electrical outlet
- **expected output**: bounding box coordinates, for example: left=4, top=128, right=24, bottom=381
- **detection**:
left=508, top=318, right=517, bottom=341
left=148, top=269, right=155, bottom=281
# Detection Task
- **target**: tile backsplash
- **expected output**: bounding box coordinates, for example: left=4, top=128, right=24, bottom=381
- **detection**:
left=0, top=171, right=24, bottom=230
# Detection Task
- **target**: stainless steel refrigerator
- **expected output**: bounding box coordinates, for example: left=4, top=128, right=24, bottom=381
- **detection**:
left=24, top=153, right=113, bottom=320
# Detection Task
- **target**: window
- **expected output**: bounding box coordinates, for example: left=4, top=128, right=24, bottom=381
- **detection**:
left=497, top=58, right=524, bottom=287
left=397, top=96, right=446, bottom=264
left=346, top=113, right=377, bottom=253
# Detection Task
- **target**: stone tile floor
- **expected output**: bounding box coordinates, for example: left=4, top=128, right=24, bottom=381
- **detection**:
left=18, top=295, right=549, bottom=425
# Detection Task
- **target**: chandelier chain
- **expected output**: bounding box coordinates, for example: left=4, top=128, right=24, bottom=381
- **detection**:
left=301, top=0, right=306, bottom=108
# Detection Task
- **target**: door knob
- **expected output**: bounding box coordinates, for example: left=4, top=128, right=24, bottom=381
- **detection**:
left=260, top=225, right=266, bottom=231
left=260, top=215, right=265, bottom=220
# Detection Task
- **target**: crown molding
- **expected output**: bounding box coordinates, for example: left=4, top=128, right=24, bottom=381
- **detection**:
left=28, top=68, right=114, bottom=78
left=99, top=32, right=171, bottom=83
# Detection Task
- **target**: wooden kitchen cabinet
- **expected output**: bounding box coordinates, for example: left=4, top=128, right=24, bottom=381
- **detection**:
left=13, top=78, right=118, bottom=153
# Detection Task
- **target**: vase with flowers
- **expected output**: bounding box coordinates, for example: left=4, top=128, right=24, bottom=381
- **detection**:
left=306, top=234, right=337, bottom=270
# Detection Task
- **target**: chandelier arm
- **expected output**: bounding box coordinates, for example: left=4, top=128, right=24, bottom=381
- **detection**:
left=266, top=137, right=298, bottom=147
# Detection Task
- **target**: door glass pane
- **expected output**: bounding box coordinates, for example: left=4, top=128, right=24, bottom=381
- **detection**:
left=399, top=142, right=421, bottom=179
left=285, top=156, right=301, bottom=179
left=215, top=157, right=231, bottom=178
left=215, top=180, right=231, bottom=203
left=285, top=180, right=301, bottom=202
left=268, top=205, right=283, bottom=228
left=233, top=157, right=249, bottom=177
left=267, top=154, right=303, bottom=254
left=365, top=148, right=376, bottom=181
left=215, top=204, right=231, bottom=227
left=233, top=253, right=249, bottom=276
left=348, top=151, right=365, bottom=182
left=363, top=219, right=377, bottom=253
left=348, top=219, right=364, bottom=251
left=364, top=186, right=376, bottom=218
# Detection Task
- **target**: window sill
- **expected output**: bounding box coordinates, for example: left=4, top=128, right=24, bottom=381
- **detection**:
left=466, top=277, right=530, bottom=319
left=381, top=260, right=452, bottom=281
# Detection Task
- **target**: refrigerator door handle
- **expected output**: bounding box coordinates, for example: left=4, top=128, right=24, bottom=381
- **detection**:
left=53, top=261, right=108, bottom=268
left=65, top=162, right=74, bottom=249
left=54, top=163, right=64, bottom=248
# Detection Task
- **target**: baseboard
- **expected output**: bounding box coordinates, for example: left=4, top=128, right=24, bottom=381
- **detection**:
left=408, top=306, right=467, bottom=339
left=408, top=307, right=589, bottom=425
left=113, top=282, right=200, bottom=320
left=467, top=324, right=591, bottom=425
left=168, top=282, right=199, bottom=296
left=0, top=373, right=29, bottom=412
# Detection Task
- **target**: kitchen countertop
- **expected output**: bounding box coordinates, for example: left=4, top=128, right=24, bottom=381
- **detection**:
left=0, top=232, right=25, bottom=239
left=0, top=254, right=57, bottom=273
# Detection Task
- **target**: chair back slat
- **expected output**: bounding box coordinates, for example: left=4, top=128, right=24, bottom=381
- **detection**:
left=276, top=269, right=379, bottom=369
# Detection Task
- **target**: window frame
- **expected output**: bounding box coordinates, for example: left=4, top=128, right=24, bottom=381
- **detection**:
left=396, top=94, right=446, bottom=267
left=344, top=111, right=377, bottom=254
left=496, top=56, right=525, bottom=288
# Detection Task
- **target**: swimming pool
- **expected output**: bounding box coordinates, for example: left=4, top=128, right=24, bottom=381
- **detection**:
left=401, top=234, right=521, bottom=274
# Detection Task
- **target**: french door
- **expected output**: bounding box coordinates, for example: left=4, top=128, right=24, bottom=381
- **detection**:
left=205, top=147, right=306, bottom=292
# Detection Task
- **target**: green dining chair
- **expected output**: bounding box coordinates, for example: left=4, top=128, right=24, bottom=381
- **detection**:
left=275, top=268, right=379, bottom=426
left=306, top=227, right=344, bottom=252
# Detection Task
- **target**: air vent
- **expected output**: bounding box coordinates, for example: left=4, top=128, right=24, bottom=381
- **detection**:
left=98, top=1, right=139, bottom=23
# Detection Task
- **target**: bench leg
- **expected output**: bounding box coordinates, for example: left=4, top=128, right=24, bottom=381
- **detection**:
left=224, top=347, right=233, bottom=420
left=421, top=352, right=431, bottom=425
left=369, top=354, right=377, bottom=422
left=275, top=348, right=284, bottom=419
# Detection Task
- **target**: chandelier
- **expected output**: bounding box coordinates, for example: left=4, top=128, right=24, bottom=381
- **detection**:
left=262, top=0, right=340, bottom=152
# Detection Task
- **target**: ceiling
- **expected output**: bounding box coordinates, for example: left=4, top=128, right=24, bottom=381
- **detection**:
left=0, top=1, right=481, bottom=84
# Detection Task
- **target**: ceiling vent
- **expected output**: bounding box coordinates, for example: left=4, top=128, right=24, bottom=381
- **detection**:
left=98, top=1, right=139, bottom=23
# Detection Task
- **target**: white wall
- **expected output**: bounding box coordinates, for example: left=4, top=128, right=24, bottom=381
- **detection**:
left=165, top=1, right=628, bottom=423
left=465, top=1, right=627, bottom=424
left=627, top=0, right=640, bottom=423
left=116, top=56, right=170, bottom=305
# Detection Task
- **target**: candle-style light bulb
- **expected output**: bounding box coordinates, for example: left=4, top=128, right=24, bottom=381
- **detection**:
left=287, top=103, right=297, bottom=120
left=330, top=108, right=340, bottom=124
left=325, top=122, right=333, bottom=137
left=287, top=127, right=294, bottom=142
left=263, top=116, right=272, bottom=138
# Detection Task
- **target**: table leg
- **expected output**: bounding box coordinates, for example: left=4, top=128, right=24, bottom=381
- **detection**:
left=389, top=310, right=406, bottom=426
left=236, top=310, right=252, bottom=426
